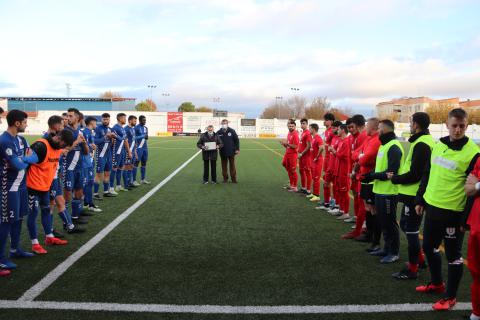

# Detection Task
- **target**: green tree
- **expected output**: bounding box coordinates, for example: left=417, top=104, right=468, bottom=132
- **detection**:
left=178, top=102, right=195, bottom=112
left=135, top=99, right=157, bottom=112
left=196, top=106, right=213, bottom=112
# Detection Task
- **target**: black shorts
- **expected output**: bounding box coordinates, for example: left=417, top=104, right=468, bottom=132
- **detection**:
left=360, top=183, right=375, bottom=204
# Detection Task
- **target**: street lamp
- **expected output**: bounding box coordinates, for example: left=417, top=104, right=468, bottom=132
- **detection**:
left=147, top=85, right=157, bottom=109
left=290, top=88, right=300, bottom=119
left=275, top=96, right=283, bottom=118
left=162, top=93, right=170, bottom=111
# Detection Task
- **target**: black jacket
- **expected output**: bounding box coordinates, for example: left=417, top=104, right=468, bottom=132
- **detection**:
left=363, top=132, right=402, bottom=182
left=216, top=127, right=239, bottom=157
left=391, top=130, right=432, bottom=201
left=197, top=132, right=223, bottom=161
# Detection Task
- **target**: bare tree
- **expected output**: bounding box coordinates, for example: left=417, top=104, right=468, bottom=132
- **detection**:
left=100, top=91, right=123, bottom=99
left=305, top=96, right=331, bottom=119
left=288, top=95, right=306, bottom=119
left=260, top=101, right=294, bottom=119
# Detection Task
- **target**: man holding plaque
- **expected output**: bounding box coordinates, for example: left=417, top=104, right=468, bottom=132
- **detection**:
left=197, top=125, right=223, bottom=184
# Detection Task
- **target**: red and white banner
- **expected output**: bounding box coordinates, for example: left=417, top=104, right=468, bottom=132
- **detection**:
left=167, top=112, right=183, bottom=132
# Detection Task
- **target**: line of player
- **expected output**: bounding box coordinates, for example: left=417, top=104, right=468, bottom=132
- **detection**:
left=280, top=109, right=480, bottom=317
left=0, top=108, right=150, bottom=277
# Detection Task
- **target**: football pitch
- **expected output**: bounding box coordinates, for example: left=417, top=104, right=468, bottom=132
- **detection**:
left=0, top=137, right=473, bottom=320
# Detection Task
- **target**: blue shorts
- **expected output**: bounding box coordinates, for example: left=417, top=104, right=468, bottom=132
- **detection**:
left=83, top=166, right=94, bottom=184
left=1, top=188, right=28, bottom=224
left=50, top=178, right=63, bottom=200
left=28, top=188, right=50, bottom=216
left=113, top=150, right=126, bottom=168
left=96, top=154, right=112, bottom=173
left=136, top=148, right=148, bottom=165
left=125, top=148, right=136, bottom=165
left=64, top=169, right=84, bottom=191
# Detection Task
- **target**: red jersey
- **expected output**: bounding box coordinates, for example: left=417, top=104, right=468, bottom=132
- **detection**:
left=299, top=130, right=312, bottom=156
left=311, top=134, right=324, bottom=162
left=336, top=136, right=352, bottom=177
left=350, top=130, right=368, bottom=178
left=358, top=132, right=381, bottom=176
left=285, top=130, right=300, bottom=155
left=324, top=127, right=334, bottom=157
left=468, top=157, right=480, bottom=232
left=328, top=135, right=340, bottom=174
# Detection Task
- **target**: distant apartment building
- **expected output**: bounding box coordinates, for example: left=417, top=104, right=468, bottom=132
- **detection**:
left=376, top=97, right=480, bottom=122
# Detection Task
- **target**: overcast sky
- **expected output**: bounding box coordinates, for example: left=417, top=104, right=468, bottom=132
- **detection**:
left=0, top=0, right=479, bottom=117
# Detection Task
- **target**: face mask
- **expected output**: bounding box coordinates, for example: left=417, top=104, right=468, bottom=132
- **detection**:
left=208, top=131, right=214, bottom=136
left=222, top=124, right=228, bottom=129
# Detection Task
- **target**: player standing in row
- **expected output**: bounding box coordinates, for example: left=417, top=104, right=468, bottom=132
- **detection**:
left=134, top=115, right=150, bottom=185
left=63, top=108, right=89, bottom=225
left=363, top=120, right=404, bottom=264
left=333, top=124, right=351, bottom=218
left=111, top=113, right=132, bottom=192
left=316, top=113, right=335, bottom=210
left=82, top=116, right=101, bottom=212
left=307, top=124, right=324, bottom=202
left=415, top=108, right=480, bottom=311
left=281, top=120, right=299, bottom=191
left=93, top=113, right=116, bottom=199
left=387, top=112, right=433, bottom=280
left=125, top=115, right=138, bottom=188
left=297, top=118, right=312, bottom=195
left=44, top=116, right=85, bottom=236
left=325, top=121, right=342, bottom=214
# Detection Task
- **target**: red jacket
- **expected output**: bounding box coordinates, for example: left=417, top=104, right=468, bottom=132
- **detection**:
left=285, top=130, right=299, bottom=155
left=328, top=135, right=340, bottom=174
left=336, top=136, right=351, bottom=177
left=350, top=130, right=368, bottom=178
left=358, top=132, right=381, bottom=177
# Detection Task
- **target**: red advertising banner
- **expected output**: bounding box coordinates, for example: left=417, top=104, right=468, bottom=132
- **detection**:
left=167, top=112, right=183, bottom=132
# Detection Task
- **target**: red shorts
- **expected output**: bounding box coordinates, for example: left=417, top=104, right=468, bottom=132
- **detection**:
left=468, top=231, right=480, bottom=278
left=282, top=154, right=297, bottom=171
left=335, top=176, right=350, bottom=192
left=350, top=178, right=361, bottom=193
left=324, top=170, right=333, bottom=183
left=299, top=155, right=312, bottom=170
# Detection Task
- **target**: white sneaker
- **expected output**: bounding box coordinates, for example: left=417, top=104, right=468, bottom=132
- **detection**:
left=336, top=213, right=350, bottom=220
left=328, top=208, right=340, bottom=215
left=132, top=181, right=140, bottom=186
left=119, top=186, right=129, bottom=192
left=109, top=188, right=119, bottom=195
left=141, top=179, right=151, bottom=185
left=88, top=205, right=102, bottom=213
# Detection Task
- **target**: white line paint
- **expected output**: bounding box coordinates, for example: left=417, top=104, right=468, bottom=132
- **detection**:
left=0, top=300, right=472, bottom=314
left=18, top=151, right=201, bottom=302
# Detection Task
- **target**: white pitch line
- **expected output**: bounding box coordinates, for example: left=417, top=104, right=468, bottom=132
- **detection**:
left=17, top=151, right=201, bottom=302
left=0, top=300, right=472, bottom=314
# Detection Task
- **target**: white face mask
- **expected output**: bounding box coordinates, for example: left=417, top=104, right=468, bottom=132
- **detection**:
left=222, top=124, right=228, bottom=129
left=208, top=131, right=214, bottom=136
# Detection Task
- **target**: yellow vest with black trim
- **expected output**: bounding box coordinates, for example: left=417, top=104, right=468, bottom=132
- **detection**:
left=424, top=138, right=479, bottom=212
left=398, top=134, right=435, bottom=196
left=373, top=139, right=404, bottom=195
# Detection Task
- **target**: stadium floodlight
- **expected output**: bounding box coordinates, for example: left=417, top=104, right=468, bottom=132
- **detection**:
left=147, top=85, right=157, bottom=108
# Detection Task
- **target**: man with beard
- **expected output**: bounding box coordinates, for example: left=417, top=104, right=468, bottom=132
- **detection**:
left=0, top=110, right=36, bottom=274
left=281, top=120, right=299, bottom=192
left=387, top=112, right=434, bottom=280
left=363, top=119, right=404, bottom=264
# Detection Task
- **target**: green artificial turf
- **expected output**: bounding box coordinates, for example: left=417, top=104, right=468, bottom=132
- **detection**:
left=0, top=137, right=474, bottom=320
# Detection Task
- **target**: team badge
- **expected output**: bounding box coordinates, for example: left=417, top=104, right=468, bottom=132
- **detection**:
left=5, top=148, right=13, bottom=156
